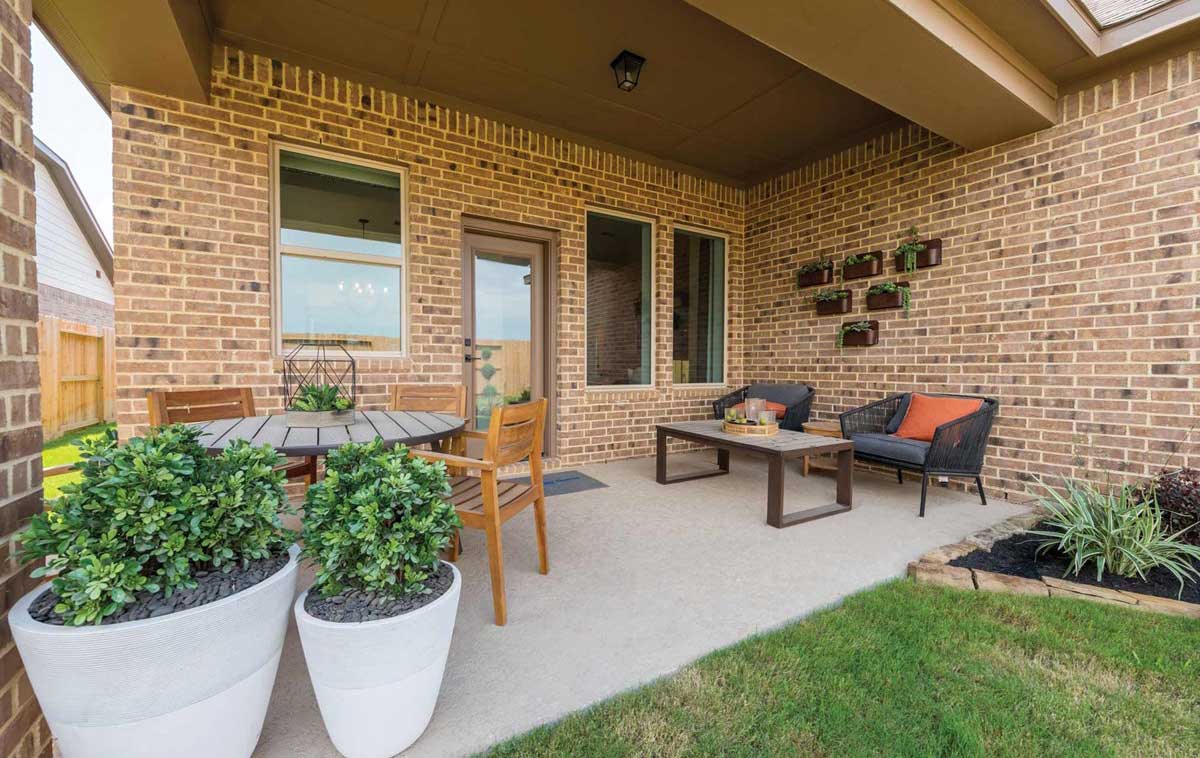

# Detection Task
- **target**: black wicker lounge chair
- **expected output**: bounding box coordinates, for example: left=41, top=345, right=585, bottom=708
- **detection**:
left=839, top=392, right=998, bottom=517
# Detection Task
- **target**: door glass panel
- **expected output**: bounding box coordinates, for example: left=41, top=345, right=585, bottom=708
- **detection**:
left=473, top=252, right=532, bottom=431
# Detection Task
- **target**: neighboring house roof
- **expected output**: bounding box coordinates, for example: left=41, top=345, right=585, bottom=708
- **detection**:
left=33, top=136, right=113, bottom=283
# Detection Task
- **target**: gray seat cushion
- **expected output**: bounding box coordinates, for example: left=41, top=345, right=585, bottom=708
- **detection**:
left=747, top=383, right=811, bottom=409
left=885, top=393, right=913, bottom=434
left=851, top=432, right=930, bottom=466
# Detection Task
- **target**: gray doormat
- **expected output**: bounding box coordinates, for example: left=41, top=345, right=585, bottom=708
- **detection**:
left=508, top=470, right=608, bottom=497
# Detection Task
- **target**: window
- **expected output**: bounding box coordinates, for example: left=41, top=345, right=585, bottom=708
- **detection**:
left=672, top=229, right=725, bottom=384
left=274, top=145, right=406, bottom=354
left=586, top=210, right=653, bottom=386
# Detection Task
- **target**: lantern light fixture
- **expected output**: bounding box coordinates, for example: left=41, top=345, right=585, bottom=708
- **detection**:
left=610, top=50, right=645, bottom=92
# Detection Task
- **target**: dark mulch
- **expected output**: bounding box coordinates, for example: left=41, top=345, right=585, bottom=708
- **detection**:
left=304, top=562, right=455, bottom=623
left=30, top=551, right=291, bottom=626
left=950, top=522, right=1200, bottom=604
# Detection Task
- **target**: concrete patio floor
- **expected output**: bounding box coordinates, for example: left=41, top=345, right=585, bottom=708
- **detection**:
left=253, top=451, right=1028, bottom=757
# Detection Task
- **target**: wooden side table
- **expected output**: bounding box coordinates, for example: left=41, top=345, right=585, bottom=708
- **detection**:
left=801, top=420, right=843, bottom=476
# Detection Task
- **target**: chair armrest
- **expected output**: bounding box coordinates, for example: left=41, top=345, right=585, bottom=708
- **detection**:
left=458, top=430, right=488, bottom=440
left=780, top=387, right=815, bottom=431
left=408, top=449, right=496, bottom=471
left=839, top=394, right=903, bottom=438
left=712, top=386, right=748, bottom=419
left=927, top=405, right=997, bottom=474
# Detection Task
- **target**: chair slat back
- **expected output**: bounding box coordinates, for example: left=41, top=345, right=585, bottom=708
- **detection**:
left=146, top=388, right=256, bottom=426
left=389, top=384, right=467, bottom=416
left=486, top=399, right=546, bottom=467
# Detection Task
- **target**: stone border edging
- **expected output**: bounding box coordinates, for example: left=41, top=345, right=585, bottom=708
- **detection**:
left=907, top=511, right=1200, bottom=620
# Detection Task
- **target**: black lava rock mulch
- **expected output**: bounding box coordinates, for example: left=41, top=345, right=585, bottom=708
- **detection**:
left=950, top=523, right=1200, bottom=604
left=30, top=551, right=292, bottom=626
left=304, top=562, right=455, bottom=623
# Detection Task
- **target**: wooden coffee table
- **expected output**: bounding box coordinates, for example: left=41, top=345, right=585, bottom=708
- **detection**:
left=655, top=420, right=853, bottom=528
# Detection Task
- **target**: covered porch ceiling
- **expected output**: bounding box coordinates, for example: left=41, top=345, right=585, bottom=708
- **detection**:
left=34, top=0, right=1200, bottom=186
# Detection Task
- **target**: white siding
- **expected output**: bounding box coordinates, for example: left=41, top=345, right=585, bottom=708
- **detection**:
left=34, top=160, right=113, bottom=304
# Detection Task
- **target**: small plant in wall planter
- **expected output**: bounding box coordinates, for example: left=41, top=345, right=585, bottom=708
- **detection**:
left=812, top=288, right=852, bottom=315
left=295, top=438, right=463, bottom=757
left=843, top=251, right=882, bottom=280
left=894, top=225, right=943, bottom=273
left=867, top=281, right=911, bottom=313
left=11, top=424, right=301, bottom=757
left=837, top=320, right=879, bottom=349
left=796, top=258, right=834, bottom=288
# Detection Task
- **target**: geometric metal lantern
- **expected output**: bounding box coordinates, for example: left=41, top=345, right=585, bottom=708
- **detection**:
left=610, top=49, right=646, bottom=92
left=283, top=342, right=357, bottom=411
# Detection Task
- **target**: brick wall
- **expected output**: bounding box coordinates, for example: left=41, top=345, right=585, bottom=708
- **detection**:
left=744, top=51, right=1200, bottom=499
left=112, top=46, right=745, bottom=465
left=37, top=284, right=113, bottom=328
left=0, top=0, right=49, bottom=755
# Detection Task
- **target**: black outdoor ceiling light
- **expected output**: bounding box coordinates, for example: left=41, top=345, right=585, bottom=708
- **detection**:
left=610, top=50, right=645, bottom=92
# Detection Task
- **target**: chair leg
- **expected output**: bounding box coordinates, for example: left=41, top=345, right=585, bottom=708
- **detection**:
left=975, top=476, right=987, bottom=506
left=919, top=473, right=929, bottom=518
left=896, top=468, right=904, bottom=484
left=483, top=514, right=507, bottom=626
left=533, top=495, right=549, bottom=575
left=802, top=455, right=809, bottom=477
left=446, top=530, right=461, bottom=563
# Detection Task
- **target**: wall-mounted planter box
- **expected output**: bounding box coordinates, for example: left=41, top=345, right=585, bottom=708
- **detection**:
left=843, top=255, right=882, bottom=280
left=894, top=239, right=942, bottom=272
left=839, top=320, right=879, bottom=348
left=866, top=282, right=910, bottom=311
left=797, top=265, right=834, bottom=288
left=814, top=291, right=852, bottom=315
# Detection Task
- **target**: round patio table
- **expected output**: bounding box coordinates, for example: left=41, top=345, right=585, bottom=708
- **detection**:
left=191, top=410, right=466, bottom=456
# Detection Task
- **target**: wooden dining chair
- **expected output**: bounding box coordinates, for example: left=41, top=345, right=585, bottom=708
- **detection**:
left=145, top=388, right=317, bottom=485
left=388, top=383, right=468, bottom=456
left=410, top=398, right=548, bottom=626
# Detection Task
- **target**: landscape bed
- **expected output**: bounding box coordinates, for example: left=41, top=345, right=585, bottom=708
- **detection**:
left=950, top=522, right=1200, bottom=605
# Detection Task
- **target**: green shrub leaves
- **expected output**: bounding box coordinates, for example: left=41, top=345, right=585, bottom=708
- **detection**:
left=20, top=425, right=293, bottom=625
left=301, top=439, right=460, bottom=598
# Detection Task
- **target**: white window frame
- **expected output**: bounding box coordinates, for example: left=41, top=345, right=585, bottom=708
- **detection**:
left=270, top=140, right=410, bottom=358
left=584, top=206, right=657, bottom=390
left=672, top=223, right=730, bottom=387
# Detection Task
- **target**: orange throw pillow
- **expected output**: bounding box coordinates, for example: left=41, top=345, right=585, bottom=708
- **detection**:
left=893, top=393, right=982, bottom=442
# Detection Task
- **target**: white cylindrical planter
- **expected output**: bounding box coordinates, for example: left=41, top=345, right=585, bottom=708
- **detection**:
left=295, top=562, right=461, bottom=758
left=11, top=544, right=300, bottom=758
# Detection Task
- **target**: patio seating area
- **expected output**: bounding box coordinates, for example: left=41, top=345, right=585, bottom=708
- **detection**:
left=254, top=451, right=1027, bottom=757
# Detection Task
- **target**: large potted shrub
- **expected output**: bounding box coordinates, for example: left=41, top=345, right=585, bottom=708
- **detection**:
left=295, top=439, right=462, bottom=758
left=11, top=425, right=298, bottom=758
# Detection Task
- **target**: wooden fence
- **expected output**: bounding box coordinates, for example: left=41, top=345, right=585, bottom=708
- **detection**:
left=38, top=317, right=115, bottom=439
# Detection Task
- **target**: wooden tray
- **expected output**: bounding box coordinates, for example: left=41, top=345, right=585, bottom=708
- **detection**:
left=722, top=420, right=779, bottom=436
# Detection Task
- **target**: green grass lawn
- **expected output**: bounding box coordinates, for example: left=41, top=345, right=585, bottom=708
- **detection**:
left=42, top=422, right=114, bottom=500
left=485, top=580, right=1199, bottom=757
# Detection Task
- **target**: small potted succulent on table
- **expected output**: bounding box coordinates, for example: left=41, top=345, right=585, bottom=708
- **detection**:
left=894, top=225, right=942, bottom=273
left=796, top=258, right=834, bottom=288
left=295, top=438, right=462, bottom=758
left=287, top=383, right=356, bottom=428
left=837, top=320, right=879, bottom=348
left=843, top=251, right=882, bottom=280
left=11, top=425, right=299, bottom=758
left=866, top=281, right=911, bottom=313
left=813, top=288, right=852, bottom=315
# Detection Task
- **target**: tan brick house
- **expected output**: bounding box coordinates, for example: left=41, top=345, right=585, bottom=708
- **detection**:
left=0, top=1, right=1194, bottom=753
left=32, top=1, right=1200, bottom=501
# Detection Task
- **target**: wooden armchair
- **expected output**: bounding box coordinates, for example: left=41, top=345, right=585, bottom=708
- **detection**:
left=145, top=388, right=317, bottom=485
left=410, top=399, right=548, bottom=626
